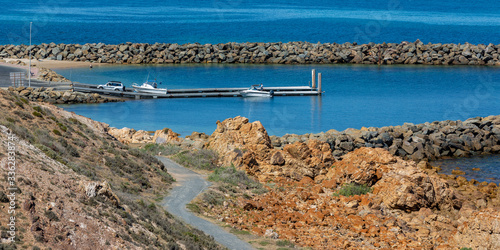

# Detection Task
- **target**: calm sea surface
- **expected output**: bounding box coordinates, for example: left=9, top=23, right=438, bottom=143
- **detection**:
left=0, top=0, right=499, bottom=45
left=432, top=155, right=500, bottom=184
left=56, top=64, right=500, bottom=136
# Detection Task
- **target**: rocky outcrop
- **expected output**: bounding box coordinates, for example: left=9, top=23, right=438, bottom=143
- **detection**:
left=274, top=115, right=500, bottom=161
left=325, top=148, right=460, bottom=212
left=108, top=127, right=207, bottom=149
left=80, top=181, right=120, bottom=207
left=8, top=86, right=121, bottom=104
left=205, top=117, right=334, bottom=181
left=108, top=127, right=152, bottom=144
left=203, top=146, right=478, bottom=249
left=37, top=67, right=70, bottom=82
left=152, top=128, right=182, bottom=144
left=1, top=40, right=499, bottom=65
left=205, top=116, right=273, bottom=168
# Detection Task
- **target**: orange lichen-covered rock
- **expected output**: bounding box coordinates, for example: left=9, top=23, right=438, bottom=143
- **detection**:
left=448, top=208, right=500, bottom=249
left=205, top=117, right=334, bottom=181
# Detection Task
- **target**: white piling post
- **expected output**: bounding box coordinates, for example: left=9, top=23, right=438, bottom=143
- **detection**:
left=28, top=22, right=32, bottom=87
left=318, top=73, right=322, bottom=94
left=312, top=69, right=316, bottom=88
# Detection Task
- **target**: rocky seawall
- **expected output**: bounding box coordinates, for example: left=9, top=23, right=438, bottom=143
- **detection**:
left=273, top=115, right=500, bottom=161
left=1, top=40, right=500, bottom=65
left=7, top=86, right=122, bottom=104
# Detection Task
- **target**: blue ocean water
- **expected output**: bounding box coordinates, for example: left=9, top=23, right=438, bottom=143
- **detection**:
left=432, top=155, right=500, bottom=184
left=56, top=64, right=500, bottom=136
left=0, top=0, right=499, bottom=45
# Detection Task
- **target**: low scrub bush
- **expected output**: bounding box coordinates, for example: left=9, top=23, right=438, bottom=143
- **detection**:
left=57, top=122, right=68, bottom=132
left=209, top=166, right=264, bottom=191
left=32, top=111, right=43, bottom=118
left=142, top=143, right=182, bottom=156
left=32, top=106, right=43, bottom=113
left=333, top=183, right=372, bottom=197
left=13, top=110, right=33, bottom=120
left=201, top=190, right=225, bottom=206
left=172, top=149, right=218, bottom=170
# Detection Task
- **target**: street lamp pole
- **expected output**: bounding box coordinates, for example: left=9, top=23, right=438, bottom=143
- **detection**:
left=28, top=22, right=32, bottom=87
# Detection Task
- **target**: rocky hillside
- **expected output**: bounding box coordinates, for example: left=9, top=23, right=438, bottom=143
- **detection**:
left=199, top=116, right=500, bottom=249
left=0, top=89, right=223, bottom=249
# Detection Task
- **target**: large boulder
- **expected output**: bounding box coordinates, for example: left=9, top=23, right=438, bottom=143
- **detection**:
left=326, top=147, right=407, bottom=185
left=373, top=167, right=460, bottom=211
left=205, top=117, right=334, bottom=181
left=205, top=116, right=273, bottom=167
left=326, top=148, right=460, bottom=212
left=108, top=127, right=137, bottom=144
left=152, top=128, right=182, bottom=144
left=131, top=130, right=153, bottom=144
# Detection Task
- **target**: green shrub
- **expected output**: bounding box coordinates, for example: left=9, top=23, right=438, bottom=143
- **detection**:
left=14, top=101, right=24, bottom=108
left=57, top=122, right=68, bottom=132
left=68, top=117, right=81, bottom=124
left=276, top=240, right=294, bottom=247
left=333, top=183, right=372, bottom=197
left=142, top=143, right=182, bottom=156
left=202, top=190, right=224, bottom=206
left=20, top=97, right=29, bottom=104
left=208, top=166, right=265, bottom=191
left=33, top=106, right=43, bottom=113
left=32, top=111, right=43, bottom=117
left=52, top=129, right=62, bottom=136
left=5, top=117, right=16, bottom=123
left=172, top=149, right=218, bottom=170
left=186, top=203, right=201, bottom=213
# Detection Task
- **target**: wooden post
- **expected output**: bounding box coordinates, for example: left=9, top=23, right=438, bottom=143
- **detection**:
left=312, top=69, right=316, bottom=88
left=318, top=73, right=322, bottom=94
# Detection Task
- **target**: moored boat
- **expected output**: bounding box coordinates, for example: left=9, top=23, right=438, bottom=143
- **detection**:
left=132, top=80, right=167, bottom=94
left=239, top=84, right=274, bottom=97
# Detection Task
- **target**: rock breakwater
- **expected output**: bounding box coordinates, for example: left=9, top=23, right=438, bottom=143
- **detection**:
left=8, top=86, right=122, bottom=104
left=273, top=115, right=500, bottom=161
left=1, top=40, right=500, bottom=65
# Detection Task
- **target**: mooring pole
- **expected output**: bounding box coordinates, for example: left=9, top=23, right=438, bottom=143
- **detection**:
left=28, top=22, right=32, bottom=87
left=318, top=73, right=322, bottom=94
left=312, top=69, right=316, bottom=89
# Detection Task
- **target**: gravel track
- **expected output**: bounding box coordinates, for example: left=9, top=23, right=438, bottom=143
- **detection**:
left=159, top=157, right=255, bottom=250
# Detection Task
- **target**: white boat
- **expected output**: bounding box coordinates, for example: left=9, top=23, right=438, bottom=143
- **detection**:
left=240, top=84, right=274, bottom=97
left=132, top=80, right=167, bottom=94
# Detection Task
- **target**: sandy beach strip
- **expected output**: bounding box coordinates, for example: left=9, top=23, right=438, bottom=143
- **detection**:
left=0, top=58, right=105, bottom=70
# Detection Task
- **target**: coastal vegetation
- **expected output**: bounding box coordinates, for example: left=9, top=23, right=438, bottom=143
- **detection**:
left=333, top=183, right=372, bottom=197
left=0, top=89, right=223, bottom=249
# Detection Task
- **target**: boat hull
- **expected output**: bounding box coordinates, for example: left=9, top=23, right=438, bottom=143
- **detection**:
left=240, top=90, right=273, bottom=97
left=132, top=86, right=167, bottom=94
